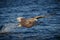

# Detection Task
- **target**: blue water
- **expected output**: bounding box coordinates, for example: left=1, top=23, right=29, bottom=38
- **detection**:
left=0, top=0, right=60, bottom=40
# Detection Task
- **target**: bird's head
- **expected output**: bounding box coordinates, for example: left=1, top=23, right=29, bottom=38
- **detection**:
left=17, top=17, right=24, bottom=22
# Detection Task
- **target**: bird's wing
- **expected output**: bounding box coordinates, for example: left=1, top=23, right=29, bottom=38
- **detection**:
left=34, top=16, right=45, bottom=19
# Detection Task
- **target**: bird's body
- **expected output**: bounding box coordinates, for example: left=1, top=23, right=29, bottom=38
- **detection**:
left=17, top=16, right=45, bottom=28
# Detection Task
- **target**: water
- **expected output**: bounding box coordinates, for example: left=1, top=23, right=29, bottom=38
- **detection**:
left=0, top=0, right=60, bottom=40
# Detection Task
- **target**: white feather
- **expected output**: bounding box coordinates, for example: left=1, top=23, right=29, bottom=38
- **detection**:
left=17, top=17, right=24, bottom=22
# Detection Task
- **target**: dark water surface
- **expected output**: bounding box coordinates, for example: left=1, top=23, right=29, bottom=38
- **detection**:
left=0, top=0, right=60, bottom=40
